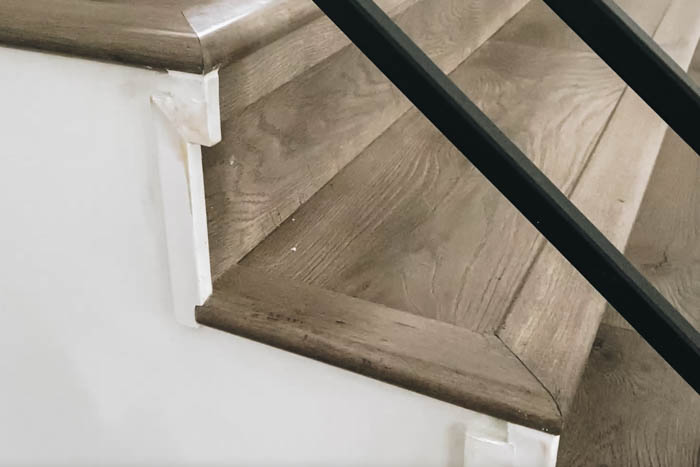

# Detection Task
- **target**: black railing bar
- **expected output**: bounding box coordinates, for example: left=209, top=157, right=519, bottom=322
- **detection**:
left=311, top=0, right=700, bottom=393
left=542, top=0, right=700, bottom=158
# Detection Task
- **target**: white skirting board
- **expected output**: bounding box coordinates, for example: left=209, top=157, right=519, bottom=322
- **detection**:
left=151, top=69, right=221, bottom=327
left=0, top=44, right=558, bottom=466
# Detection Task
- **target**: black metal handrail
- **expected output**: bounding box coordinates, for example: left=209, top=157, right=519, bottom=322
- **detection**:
left=311, top=0, right=700, bottom=394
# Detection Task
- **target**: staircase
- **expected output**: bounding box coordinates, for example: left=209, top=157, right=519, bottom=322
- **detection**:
left=198, top=0, right=700, bottom=433
left=202, top=0, right=530, bottom=278
left=1, top=0, right=698, bottom=464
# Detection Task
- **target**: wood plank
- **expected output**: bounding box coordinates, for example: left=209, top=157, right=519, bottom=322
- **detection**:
left=184, top=0, right=321, bottom=71
left=204, top=0, right=529, bottom=279
left=0, top=0, right=203, bottom=72
left=496, top=0, right=671, bottom=51
left=0, top=0, right=410, bottom=73
left=497, top=0, right=700, bottom=417
left=557, top=324, right=700, bottom=466
left=216, top=0, right=421, bottom=122
left=603, top=46, right=700, bottom=332
left=187, top=0, right=413, bottom=82
left=239, top=0, right=636, bottom=332
left=197, top=265, right=562, bottom=433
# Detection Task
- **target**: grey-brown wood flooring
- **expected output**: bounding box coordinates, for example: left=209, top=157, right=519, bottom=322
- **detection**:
left=240, top=0, right=664, bottom=332
left=557, top=47, right=700, bottom=465
left=230, top=0, right=691, bottom=427
left=558, top=322, right=700, bottom=467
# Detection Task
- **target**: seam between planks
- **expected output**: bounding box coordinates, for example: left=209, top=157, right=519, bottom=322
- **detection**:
left=496, top=333, right=563, bottom=421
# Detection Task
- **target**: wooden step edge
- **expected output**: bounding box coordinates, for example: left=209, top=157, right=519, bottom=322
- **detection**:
left=496, top=0, right=700, bottom=419
left=194, top=0, right=419, bottom=85
left=0, top=0, right=204, bottom=73
left=197, top=265, right=563, bottom=434
left=0, top=0, right=416, bottom=75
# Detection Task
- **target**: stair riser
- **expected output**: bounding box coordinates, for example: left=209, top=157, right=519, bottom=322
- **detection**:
left=215, top=0, right=419, bottom=121
left=203, top=0, right=529, bottom=279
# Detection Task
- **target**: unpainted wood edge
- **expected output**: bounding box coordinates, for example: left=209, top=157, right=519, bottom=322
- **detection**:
left=196, top=265, right=562, bottom=433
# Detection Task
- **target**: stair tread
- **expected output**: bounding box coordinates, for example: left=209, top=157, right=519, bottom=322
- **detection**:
left=239, top=0, right=636, bottom=332
left=203, top=0, right=529, bottom=278
left=214, top=0, right=422, bottom=120
left=197, top=264, right=562, bottom=433
left=558, top=46, right=700, bottom=465
left=198, top=0, right=700, bottom=431
left=0, top=0, right=202, bottom=72
left=225, top=0, right=700, bottom=423
left=497, top=0, right=700, bottom=417
left=603, top=46, right=700, bottom=332
left=0, top=0, right=410, bottom=73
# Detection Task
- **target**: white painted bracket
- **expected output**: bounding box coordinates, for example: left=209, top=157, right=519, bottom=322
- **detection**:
left=152, top=69, right=221, bottom=327
left=464, top=420, right=559, bottom=467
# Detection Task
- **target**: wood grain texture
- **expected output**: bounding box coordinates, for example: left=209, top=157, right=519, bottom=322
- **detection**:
left=0, top=0, right=409, bottom=73
left=557, top=324, right=700, bottom=467
left=184, top=0, right=321, bottom=71
left=497, top=0, right=700, bottom=418
left=239, top=0, right=629, bottom=332
left=186, top=0, right=413, bottom=76
left=0, top=0, right=203, bottom=72
left=216, top=0, right=421, bottom=121
left=496, top=0, right=672, bottom=52
left=603, top=46, right=700, bottom=332
left=204, top=0, right=530, bottom=279
left=197, top=265, right=562, bottom=433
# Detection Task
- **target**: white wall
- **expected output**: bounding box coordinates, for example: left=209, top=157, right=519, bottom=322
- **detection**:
left=0, top=45, right=556, bottom=466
